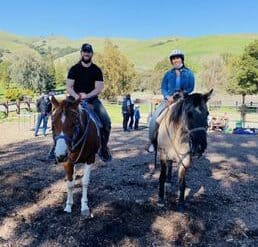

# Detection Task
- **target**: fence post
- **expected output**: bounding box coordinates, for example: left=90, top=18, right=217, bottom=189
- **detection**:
left=2, top=102, right=8, bottom=117
left=16, top=100, right=20, bottom=114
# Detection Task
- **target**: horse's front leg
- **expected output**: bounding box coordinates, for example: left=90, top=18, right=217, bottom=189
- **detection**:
left=81, top=163, right=92, bottom=217
left=177, top=157, right=190, bottom=212
left=158, top=160, right=167, bottom=207
left=63, top=162, right=75, bottom=213
left=165, top=160, right=173, bottom=192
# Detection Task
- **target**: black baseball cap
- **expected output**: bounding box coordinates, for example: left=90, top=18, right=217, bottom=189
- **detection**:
left=81, top=43, right=93, bottom=53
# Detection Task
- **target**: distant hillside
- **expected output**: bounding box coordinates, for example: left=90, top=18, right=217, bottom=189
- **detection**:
left=0, top=31, right=258, bottom=70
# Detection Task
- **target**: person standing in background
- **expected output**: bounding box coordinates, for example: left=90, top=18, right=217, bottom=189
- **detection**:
left=34, top=91, right=52, bottom=136
left=128, top=97, right=134, bottom=130
left=122, top=94, right=131, bottom=132
left=134, top=105, right=140, bottom=130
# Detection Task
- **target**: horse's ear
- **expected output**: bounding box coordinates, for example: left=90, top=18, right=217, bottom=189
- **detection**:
left=203, top=89, right=213, bottom=102
left=66, top=95, right=80, bottom=108
left=51, top=96, right=59, bottom=108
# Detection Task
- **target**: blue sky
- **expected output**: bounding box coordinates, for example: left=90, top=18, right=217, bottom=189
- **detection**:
left=1, top=0, right=258, bottom=39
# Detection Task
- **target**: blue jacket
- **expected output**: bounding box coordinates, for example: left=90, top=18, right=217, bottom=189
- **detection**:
left=161, top=67, right=195, bottom=99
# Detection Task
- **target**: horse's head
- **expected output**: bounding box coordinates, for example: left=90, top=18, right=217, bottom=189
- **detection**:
left=171, top=89, right=213, bottom=156
left=51, top=96, right=81, bottom=162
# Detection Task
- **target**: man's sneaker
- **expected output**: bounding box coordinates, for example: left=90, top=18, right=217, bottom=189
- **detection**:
left=99, top=146, right=112, bottom=162
left=146, top=143, right=155, bottom=153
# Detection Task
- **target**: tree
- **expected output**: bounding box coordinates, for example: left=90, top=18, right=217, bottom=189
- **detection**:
left=54, top=63, right=67, bottom=87
left=135, top=70, right=161, bottom=94
left=8, top=51, right=56, bottom=92
left=199, top=55, right=228, bottom=92
left=226, top=40, right=258, bottom=125
left=0, top=61, right=11, bottom=87
left=95, top=40, right=136, bottom=100
left=43, top=53, right=56, bottom=91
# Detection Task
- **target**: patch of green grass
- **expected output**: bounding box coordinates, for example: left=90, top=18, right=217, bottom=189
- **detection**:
left=104, top=103, right=150, bottom=124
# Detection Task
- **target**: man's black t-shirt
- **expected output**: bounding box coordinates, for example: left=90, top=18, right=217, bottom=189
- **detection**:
left=67, top=62, right=103, bottom=94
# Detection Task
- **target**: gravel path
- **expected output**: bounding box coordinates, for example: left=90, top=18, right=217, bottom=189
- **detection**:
left=0, top=120, right=258, bottom=246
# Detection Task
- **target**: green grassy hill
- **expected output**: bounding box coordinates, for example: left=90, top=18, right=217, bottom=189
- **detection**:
left=53, top=34, right=258, bottom=70
left=1, top=31, right=257, bottom=70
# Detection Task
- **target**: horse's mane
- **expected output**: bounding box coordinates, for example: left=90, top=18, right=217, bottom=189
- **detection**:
left=170, top=98, right=184, bottom=124
left=170, top=93, right=204, bottom=124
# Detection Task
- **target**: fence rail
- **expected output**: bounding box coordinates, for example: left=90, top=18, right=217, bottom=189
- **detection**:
left=0, top=98, right=35, bottom=117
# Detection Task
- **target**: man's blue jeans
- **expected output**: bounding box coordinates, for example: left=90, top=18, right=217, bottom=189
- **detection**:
left=35, top=113, right=49, bottom=136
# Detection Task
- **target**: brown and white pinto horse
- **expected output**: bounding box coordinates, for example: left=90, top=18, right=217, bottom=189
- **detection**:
left=51, top=96, right=99, bottom=216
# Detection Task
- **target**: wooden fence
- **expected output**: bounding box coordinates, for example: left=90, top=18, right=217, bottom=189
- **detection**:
left=0, top=97, right=35, bottom=117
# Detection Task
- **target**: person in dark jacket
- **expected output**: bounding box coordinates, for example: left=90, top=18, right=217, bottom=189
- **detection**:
left=34, top=92, right=52, bottom=136
left=128, top=98, right=134, bottom=130
left=122, top=94, right=131, bottom=131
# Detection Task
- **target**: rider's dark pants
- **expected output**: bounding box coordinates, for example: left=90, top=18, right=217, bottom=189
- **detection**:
left=91, top=98, right=111, bottom=146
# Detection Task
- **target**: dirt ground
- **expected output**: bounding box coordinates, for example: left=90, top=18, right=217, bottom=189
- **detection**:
left=0, top=120, right=258, bottom=246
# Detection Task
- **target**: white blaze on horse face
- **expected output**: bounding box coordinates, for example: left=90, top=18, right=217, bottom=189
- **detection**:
left=61, top=113, right=66, bottom=123
left=55, top=131, right=68, bottom=157
left=55, top=113, right=68, bottom=157
left=195, top=106, right=202, bottom=114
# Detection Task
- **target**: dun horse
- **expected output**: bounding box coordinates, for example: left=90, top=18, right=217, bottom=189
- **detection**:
left=51, top=96, right=100, bottom=216
left=157, top=90, right=213, bottom=211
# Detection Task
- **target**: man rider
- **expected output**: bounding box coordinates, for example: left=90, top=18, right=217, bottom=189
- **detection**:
left=66, top=43, right=112, bottom=162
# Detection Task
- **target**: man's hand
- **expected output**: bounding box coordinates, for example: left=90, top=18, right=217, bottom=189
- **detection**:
left=79, top=93, right=87, bottom=99
left=73, top=94, right=81, bottom=100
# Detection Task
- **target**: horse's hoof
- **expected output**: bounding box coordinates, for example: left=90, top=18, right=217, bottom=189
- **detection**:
left=157, top=198, right=165, bottom=207
left=81, top=209, right=90, bottom=217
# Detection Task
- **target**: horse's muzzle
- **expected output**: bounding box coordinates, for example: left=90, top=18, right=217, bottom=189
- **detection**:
left=56, top=154, right=68, bottom=163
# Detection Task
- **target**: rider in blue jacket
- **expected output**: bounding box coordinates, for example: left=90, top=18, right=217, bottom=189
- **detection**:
left=147, top=49, right=195, bottom=152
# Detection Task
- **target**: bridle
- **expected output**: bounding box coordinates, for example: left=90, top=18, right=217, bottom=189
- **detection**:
left=164, top=103, right=208, bottom=169
left=53, top=107, right=91, bottom=164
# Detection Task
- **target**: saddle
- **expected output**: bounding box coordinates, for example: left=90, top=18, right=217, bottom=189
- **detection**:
left=156, top=93, right=184, bottom=126
left=71, top=100, right=102, bottom=151
left=156, top=103, right=174, bottom=126
left=80, top=100, right=103, bottom=129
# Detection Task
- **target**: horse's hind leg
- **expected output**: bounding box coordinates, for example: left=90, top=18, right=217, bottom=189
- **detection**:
left=178, top=165, right=186, bottom=212
left=158, top=160, right=167, bottom=207
left=81, top=163, right=92, bottom=217
left=63, top=162, right=75, bottom=213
